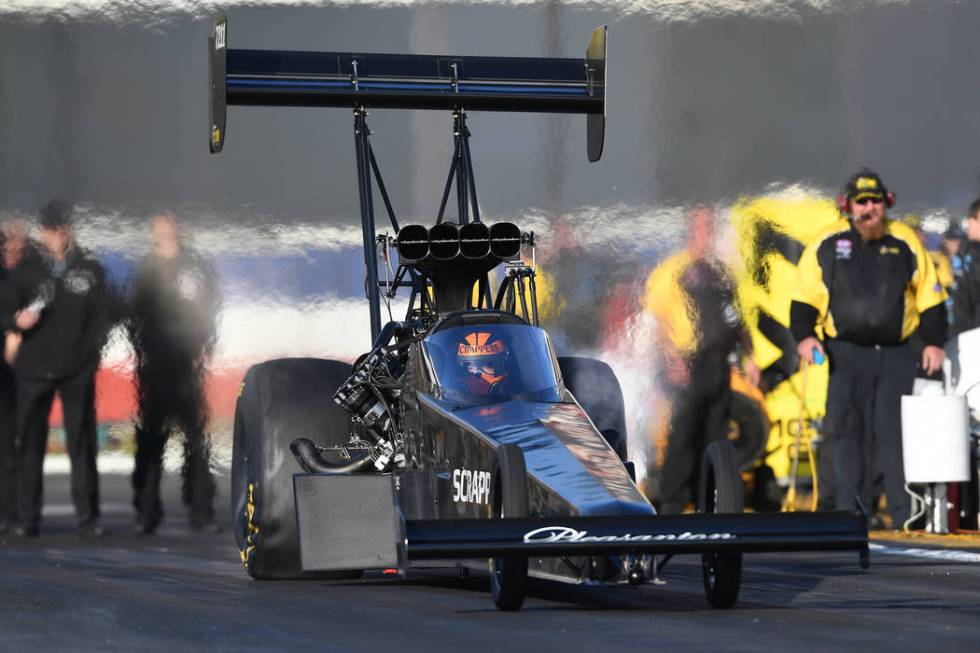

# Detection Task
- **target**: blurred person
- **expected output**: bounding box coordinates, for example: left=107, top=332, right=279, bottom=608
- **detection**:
left=903, top=213, right=954, bottom=293
left=642, top=205, right=760, bottom=514
left=951, top=200, right=980, bottom=335
left=2, top=219, right=28, bottom=270
left=0, top=218, right=28, bottom=533
left=791, top=170, right=946, bottom=529
left=2, top=219, right=28, bottom=365
left=0, top=202, right=115, bottom=537
left=533, top=217, right=603, bottom=353
left=129, top=212, right=220, bottom=534
left=941, top=222, right=965, bottom=281
left=940, top=222, right=966, bottom=332
left=949, top=205, right=980, bottom=530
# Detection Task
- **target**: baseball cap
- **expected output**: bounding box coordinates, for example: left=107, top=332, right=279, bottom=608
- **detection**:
left=39, top=200, right=73, bottom=229
left=844, top=170, right=888, bottom=203
left=943, top=222, right=965, bottom=240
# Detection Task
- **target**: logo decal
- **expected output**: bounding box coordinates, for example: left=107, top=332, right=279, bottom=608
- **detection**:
left=835, top=238, right=852, bottom=260
left=177, top=269, right=203, bottom=301
left=523, top=526, right=736, bottom=544
left=214, top=22, right=226, bottom=50
left=722, top=303, right=740, bottom=327
left=452, top=468, right=491, bottom=505
left=855, top=177, right=878, bottom=190
left=64, top=269, right=95, bottom=295
left=457, top=332, right=503, bottom=356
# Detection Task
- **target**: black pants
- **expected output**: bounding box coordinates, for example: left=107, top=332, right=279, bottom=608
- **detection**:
left=824, top=339, right=915, bottom=526
left=658, top=351, right=733, bottom=514
left=132, top=361, right=214, bottom=528
left=814, top=432, right=837, bottom=512
left=17, top=367, right=100, bottom=528
left=816, top=434, right=887, bottom=515
left=0, top=363, right=16, bottom=525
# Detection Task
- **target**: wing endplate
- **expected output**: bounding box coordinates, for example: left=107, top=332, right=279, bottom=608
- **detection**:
left=585, top=25, right=607, bottom=163
left=208, top=16, right=227, bottom=153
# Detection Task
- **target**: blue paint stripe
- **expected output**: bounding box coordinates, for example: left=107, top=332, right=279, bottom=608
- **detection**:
left=227, top=78, right=351, bottom=89
left=228, top=78, right=588, bottom=96
left=458, top=83, right=587, bottom=96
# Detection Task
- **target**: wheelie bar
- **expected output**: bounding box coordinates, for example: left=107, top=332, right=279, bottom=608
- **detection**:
left=404, top=511, right=870, bottom=567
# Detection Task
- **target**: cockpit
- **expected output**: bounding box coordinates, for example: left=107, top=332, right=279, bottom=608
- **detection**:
left=423, top=324, right=563, bottom=406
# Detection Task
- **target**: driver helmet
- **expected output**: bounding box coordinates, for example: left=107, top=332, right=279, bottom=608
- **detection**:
left=457, top=331, right=508, bottom=390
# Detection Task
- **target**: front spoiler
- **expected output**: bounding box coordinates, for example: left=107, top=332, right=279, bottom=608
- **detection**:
left=293, top=475, right=868, bottom=573
left=405, top=511, right=869, bottom=567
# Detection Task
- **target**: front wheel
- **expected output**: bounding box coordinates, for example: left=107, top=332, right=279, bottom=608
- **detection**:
left=490, top=444, right=529, bottom=611
left=699, top=440, right=743, bottom=608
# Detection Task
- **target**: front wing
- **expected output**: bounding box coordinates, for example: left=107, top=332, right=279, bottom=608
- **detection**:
left=294, top=474, right=869, bottom=572
left=406, top=512, right=868, bottom=565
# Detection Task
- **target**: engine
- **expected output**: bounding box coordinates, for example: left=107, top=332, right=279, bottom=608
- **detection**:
left=332, top=347, right=405, bottom=471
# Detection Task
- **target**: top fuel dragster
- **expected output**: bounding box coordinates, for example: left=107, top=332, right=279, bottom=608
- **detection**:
left=210, top=16, right=869, bottom=610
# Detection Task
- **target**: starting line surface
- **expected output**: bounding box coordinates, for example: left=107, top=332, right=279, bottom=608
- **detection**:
left=869, top=542, right=980, bottom=564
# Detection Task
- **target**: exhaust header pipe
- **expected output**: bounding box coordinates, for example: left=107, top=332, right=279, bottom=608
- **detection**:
left=489, top=222, right=522, bottom=260
left=428, top=223, right=461, bottom=260
left=460, top=222, right=491, bottom=259
left=396, top=222, right=522, bottom=263
left=395, top=224, right=429, bottom=262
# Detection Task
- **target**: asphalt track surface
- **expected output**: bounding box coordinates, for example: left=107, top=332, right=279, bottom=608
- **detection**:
left=1, top=474, right=977, bottom=652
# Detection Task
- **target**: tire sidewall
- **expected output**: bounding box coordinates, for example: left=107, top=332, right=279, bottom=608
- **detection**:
left=490, top=444, right=529, bottom=610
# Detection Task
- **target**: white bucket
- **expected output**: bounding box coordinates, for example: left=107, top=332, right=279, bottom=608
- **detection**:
left=901, top=394, right=970, bottom=483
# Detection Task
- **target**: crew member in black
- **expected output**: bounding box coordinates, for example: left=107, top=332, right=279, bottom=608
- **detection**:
left=0, top=203, right=115, bottom=537
left=130, top=212, right=220, bottom=533
left=0, top=219, right=27, bottom=534
left=952, top=199, right=980, bottom=335
left=791, top=170, right=946, bottom=528
left=643, top=206, right=760, bottom=513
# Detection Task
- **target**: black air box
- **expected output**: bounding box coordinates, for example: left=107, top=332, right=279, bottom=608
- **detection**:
left=293, top=474, right=403, bottom=572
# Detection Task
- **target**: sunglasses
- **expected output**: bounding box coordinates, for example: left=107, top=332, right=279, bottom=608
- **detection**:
left=853, top=197, right=884, bottom=206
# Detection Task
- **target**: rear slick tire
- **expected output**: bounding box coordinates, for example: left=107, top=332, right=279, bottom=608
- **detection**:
left=490, top=444, right=529, bottom=611
left=231, top=358, right=362, bottom=580
left=699, top=440, right=743, bottom=609
left=558, top=356, right=628, bottom=461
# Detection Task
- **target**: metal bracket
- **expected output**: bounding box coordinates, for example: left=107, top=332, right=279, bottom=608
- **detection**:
left=450, top=61, right=460, bottom=94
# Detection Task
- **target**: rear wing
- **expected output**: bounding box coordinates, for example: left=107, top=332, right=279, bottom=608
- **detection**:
left=208, top=16, right=607, bottom=160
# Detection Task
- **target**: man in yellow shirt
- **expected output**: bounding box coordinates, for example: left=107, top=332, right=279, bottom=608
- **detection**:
left=643, top=206, right=759, bottom=514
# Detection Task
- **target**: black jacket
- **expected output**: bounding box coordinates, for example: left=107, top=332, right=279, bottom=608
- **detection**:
left=790, top=219, right=947, bottom=347
left=0, top=244, right=115, bottom=381
left=129, top=251, right=219, bottom=368
left=952, top=240, right=980, bottom=335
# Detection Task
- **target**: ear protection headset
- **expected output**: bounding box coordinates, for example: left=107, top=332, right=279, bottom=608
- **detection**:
left=836, top=169, right=896, bottom=215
